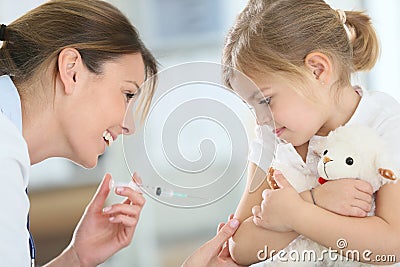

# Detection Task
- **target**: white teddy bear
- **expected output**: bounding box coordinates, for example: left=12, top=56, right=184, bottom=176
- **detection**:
left=260, top=125, right=398, bottom=267
left=316, top=125, right=397, bottom=215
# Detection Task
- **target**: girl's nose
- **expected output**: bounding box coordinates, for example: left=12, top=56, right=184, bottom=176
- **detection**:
left=256, top=109, right=273, bottom=125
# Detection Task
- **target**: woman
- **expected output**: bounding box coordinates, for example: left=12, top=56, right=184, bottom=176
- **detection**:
left=0, top=0, right=156, bottom=265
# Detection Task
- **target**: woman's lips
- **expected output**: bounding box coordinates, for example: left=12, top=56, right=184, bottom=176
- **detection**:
left=273, top=127, right=286, bottom=137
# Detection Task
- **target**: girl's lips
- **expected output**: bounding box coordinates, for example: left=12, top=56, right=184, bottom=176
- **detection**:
left=273, top=127, right=286, bottom=137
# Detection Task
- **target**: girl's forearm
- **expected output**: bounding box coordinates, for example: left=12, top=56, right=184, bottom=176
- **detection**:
left=229, top=217, right=298, bottom=265
left=291, top=201, right=400, bottom=264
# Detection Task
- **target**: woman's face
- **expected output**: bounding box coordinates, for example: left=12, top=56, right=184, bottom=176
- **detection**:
left=231, top=72, right=330, bottom=146
left=61, top=53, right=145, bottom=168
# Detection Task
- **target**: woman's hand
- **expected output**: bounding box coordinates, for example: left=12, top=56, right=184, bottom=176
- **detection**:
left=67, top=173, right=145, bottom=267
left=252, top=171, right=304, bottom=232
left=182, top=216, right=245, bottom=267
left=312, top=178, right=373, bottom=217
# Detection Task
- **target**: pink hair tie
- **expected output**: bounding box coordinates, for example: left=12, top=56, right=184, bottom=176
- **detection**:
left=336, top=9, right=356, bottom=43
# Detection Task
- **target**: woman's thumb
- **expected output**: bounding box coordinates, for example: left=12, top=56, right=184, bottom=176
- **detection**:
left=87, top=173, right=112, bottom=212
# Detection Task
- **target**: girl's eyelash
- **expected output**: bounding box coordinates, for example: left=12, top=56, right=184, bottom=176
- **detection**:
left=259, top=97, right=271, bottom=105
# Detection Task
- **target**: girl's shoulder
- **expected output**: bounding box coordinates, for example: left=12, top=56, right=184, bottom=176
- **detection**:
left=365, top=89, right=400, bottom=115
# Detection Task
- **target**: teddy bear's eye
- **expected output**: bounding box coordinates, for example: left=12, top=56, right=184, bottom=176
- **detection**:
left=323, top=150, right=328, bottom=155
left=345, top=157, right=354, bottom=165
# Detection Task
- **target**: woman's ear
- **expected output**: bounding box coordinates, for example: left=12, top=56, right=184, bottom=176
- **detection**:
left=304, top=52, right=333, bottom=85
left=58, top=48, right=82, bottom=95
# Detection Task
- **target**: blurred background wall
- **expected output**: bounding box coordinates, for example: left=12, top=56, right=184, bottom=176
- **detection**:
left=1, top=0, right=399, bottom=266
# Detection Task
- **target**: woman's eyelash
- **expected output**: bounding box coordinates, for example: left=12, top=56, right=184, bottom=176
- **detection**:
left=259, top=97, right=271, bottom=105
left=125, top=92, right=137, bottom=100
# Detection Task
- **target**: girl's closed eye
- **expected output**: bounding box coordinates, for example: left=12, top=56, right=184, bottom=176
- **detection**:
left=259, top=96, right=271, bottom=105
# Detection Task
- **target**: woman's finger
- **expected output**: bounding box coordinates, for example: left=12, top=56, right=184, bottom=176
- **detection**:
left=115, top=186, right=146, bottom=207
left=205, top=218, right=240, bottom=257
left=108, top=213, right=141, bottom=227
left=103, top=203, right=142, bottom=218
left=132, top=172, right=142, bottom=185
left=87, top=173, right=112, bottom=212
left=217, top=222, right=225, bottom=233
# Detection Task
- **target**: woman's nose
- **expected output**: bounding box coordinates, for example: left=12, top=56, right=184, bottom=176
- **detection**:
left=122, top=106, right=136, bottom=135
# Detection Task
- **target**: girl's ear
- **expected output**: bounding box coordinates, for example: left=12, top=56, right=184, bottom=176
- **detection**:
left=58, top=48, right=82, bottom=95
left=304, top=52, right=333, bottom=85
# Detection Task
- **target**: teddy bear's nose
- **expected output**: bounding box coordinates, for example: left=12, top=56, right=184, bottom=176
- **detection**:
left=323, top=156, right=332, bottom=164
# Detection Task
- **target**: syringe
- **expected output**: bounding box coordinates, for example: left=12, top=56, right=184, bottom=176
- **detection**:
left=109, top=180, right=191, bottom=198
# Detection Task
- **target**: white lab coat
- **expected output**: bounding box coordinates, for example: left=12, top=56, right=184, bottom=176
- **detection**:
left=0, top=75, right=31, bottom=266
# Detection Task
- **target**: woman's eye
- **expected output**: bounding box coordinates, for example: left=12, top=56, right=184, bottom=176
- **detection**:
left=125, top=92, right=136, bottom=101
left=259, top=97, right=271, bottom=105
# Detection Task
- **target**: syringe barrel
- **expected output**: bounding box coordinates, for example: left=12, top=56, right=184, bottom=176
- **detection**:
left=156, top=187, right=174, bottom=197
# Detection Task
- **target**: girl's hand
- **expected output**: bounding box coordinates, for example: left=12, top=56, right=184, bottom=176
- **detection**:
left=68, top=173, right=145, bottom=267
left=252, top=171, right=304, bottom=232
left=312, top=179, right=373, bottom=217
left=182, top=215, right=244, bottom=267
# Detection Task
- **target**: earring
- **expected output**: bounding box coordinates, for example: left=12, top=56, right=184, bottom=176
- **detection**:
left=313, top=71, right=320, bottom=80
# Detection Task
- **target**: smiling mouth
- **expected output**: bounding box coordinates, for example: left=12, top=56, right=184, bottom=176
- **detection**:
left=273, top=127, right=286, bottom=137
left=103, top=130, right=115, bottom=147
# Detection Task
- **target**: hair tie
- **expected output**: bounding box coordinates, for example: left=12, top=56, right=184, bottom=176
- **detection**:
left=336, top=9, right=356, bottom=43
left=0, top=24, right=7, bottom=41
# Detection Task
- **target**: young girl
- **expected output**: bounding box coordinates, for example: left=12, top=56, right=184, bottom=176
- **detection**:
left=222, top=0, right=400, bottom=265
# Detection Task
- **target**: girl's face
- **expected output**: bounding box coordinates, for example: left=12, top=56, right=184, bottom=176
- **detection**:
left=60, top=53, right=145, bottom=168
left=231, top=73, right=330, bottom=146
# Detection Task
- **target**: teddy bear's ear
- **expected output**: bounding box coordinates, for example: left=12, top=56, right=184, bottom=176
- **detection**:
left=378, top=168, right=397, bottom=181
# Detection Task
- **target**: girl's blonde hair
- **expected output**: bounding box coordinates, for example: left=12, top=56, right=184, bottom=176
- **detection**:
left=222, top=0, right=379, bottom=91
left=0, top=0, right=157, bottom=120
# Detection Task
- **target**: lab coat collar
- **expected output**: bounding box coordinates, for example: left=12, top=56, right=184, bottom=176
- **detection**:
left=0, top=75, right=23, bottom=132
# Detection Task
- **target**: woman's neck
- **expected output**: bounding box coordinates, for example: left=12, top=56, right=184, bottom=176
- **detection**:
left=20, top=85, right=67, bottom=165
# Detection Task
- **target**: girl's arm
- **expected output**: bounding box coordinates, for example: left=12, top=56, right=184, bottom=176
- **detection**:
left=255, top=173, right=400, bottom=265
left=230, top=163, right=374, bottom=265
left=229, top=163, right=299, bottom=265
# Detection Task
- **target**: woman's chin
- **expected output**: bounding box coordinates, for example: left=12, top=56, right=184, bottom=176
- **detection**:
left=73, top=156, right=99, bottom=169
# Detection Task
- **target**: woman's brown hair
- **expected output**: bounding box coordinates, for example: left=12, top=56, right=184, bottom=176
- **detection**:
left=222, top=0, right=379, bottom=92
left=0, top=0, right=157, bottom=120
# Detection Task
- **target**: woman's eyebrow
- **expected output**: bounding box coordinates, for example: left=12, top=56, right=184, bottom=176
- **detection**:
left=124, top=80, right=142, bottom=94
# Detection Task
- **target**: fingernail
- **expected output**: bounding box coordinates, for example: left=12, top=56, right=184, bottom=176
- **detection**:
left=103, top=206, right=112, bottom=213
left=274, top=170, right=282, bottom=175
left=109, top=216, right=115, bottom=222
left=229, top=218, right=239, bottom=229
left=116, top=187, right=124, bottom=194
left=109, top=179, right=114, bottom=190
